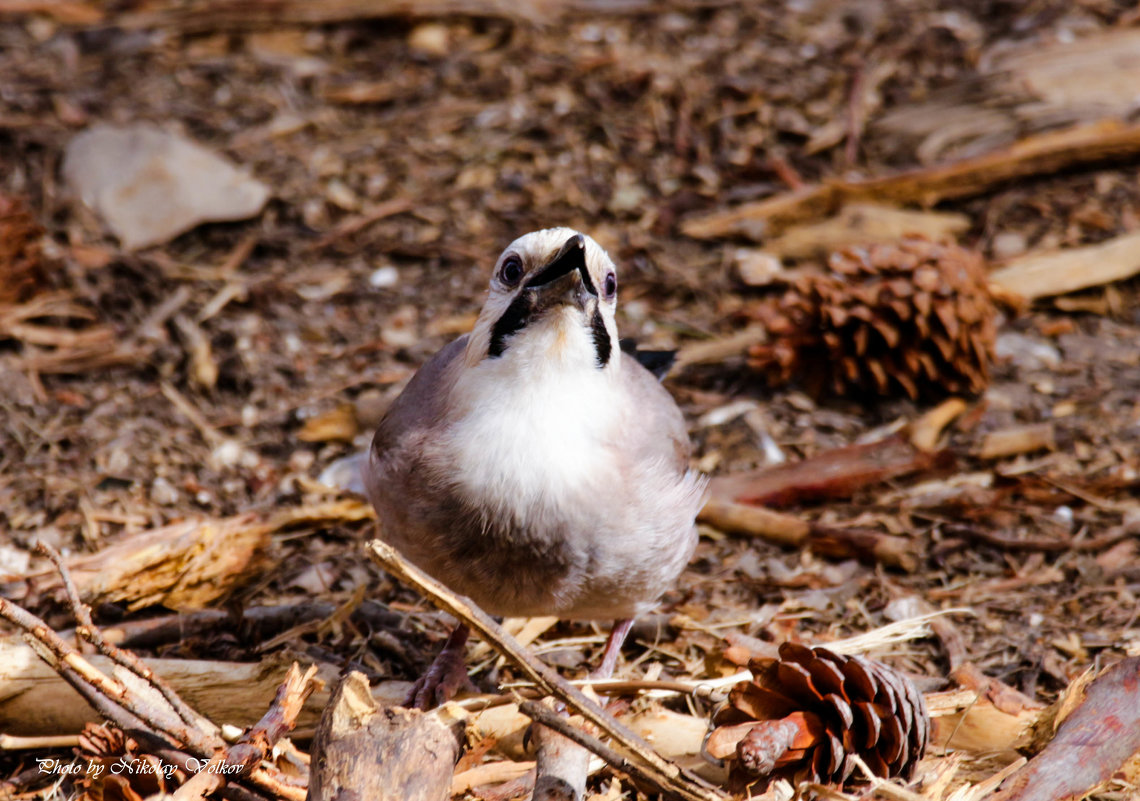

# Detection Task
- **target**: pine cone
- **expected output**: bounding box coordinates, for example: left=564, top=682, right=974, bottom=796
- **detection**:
left=747, top=237, right=996, bottom=400
left=707, top=642, right=929, bottom=793
left=0, top=194, right=46, bottom=305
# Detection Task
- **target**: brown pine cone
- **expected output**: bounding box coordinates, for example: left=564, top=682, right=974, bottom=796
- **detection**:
left=707, top=642, right=929, bottom=793
left=747, top=237, right=996, bottom=400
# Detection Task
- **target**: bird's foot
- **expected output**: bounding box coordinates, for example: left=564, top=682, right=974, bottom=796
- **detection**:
left=405, top=623, right=475, bottom=710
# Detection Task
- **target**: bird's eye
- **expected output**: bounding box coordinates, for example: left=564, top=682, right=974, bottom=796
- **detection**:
left=603, top=272, right=617, bottom=299
left=499, top=255, right=524, bottom=287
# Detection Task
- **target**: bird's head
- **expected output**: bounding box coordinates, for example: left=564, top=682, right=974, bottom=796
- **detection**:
left=467, top=228, right=619, bottom=370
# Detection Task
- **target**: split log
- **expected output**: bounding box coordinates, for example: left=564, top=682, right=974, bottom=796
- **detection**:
left=0, top=637, right=350, bottom=735
left=308, top=672, right=464, bottom=801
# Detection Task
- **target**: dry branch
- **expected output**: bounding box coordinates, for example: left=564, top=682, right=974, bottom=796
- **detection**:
left=110, top=600, right=404, bottom=650
left=0, top=558, right=321, bottom=801
left=681, top=119, right=1140, bottom=240
left=366, top=539, right=728, bottom=801
left=763, top=203, right=970, bottom=260
left=40, top=543, right=210, bottom=735
left=521, top=700, right=681, bottom=800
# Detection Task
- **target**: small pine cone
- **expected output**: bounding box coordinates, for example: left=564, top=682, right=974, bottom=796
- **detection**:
left=747, top=237, right=996, bottom=400
left=0, top=194, right=46, bottom=305
left=707, top=642, right=929, bottom=793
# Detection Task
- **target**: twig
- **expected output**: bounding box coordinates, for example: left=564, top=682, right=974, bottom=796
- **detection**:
left=161, top=380, right=226, bottom=448
left=942, top=523, right=1136, bottom=554
left=307, top=197, right=416, bottom=251
left=366, top=539, right=727, bottom=801
left=38, top=542, right=215, bottom=738
left=0, top=569, right=312, bottom=801
left=226, top=663, right=322, bottom=772
left=0, top=734, right=81, bottom=750
left=0, top=596, right=171, bottom=742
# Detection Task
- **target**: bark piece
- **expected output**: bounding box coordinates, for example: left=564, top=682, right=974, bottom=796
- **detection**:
left=709, top=433, right=951, bottom=508
left=765, top=203, right=970, bottom=260
left=0, top=193, right=46, bottom=304
left=990, top=658, right=1140, bottom=801
left=308, top=671, right=464, bottom=801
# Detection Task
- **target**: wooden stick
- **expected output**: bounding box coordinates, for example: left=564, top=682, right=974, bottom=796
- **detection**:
left=0, top=734, right=81, bottom=750
left=698, top=498, right=917, bottom=572
left=681, top=119, right=1140, bottom=240
left=366, top=540, right=727, bottom=801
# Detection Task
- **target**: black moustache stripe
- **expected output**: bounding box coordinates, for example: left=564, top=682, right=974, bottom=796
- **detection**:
left=591, top=308, right=611, bottom=368
left=488, top=293, right=533, bottom=358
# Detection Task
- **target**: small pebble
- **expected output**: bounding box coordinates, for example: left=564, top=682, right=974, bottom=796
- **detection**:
left=991, top=231, right=1027, bottom=259
left=150, top=476, right=180, bottom=506
left=369, top=265, right=399, bottom=288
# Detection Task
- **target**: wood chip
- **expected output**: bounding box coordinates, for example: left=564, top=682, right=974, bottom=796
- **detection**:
left=988, top=229, right=1140, bottom=300
left=977, top=423, right=1056, bottom=460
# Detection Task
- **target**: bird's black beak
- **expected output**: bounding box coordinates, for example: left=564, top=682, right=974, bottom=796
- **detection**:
left=525, top=234, right=597, bottom=296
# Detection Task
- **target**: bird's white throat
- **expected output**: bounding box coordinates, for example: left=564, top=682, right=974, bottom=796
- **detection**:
left=448, top=312, right=622, bottom=514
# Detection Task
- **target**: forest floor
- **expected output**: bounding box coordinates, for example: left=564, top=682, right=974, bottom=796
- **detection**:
left=2, top=1, right=1140, bottom=799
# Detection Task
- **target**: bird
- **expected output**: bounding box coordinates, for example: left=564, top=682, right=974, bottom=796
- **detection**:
left=363, top=227, right=707, bottom=708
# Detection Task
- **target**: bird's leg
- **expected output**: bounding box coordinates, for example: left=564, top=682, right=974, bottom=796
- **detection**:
left=406, top=623, right=473, bottom=709
left=590, top=617, right=635, bottom=680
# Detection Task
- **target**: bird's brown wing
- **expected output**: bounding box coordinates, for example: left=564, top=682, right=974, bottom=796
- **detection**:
left=618, top=354, right=693, bottom=475
left=368, top=335, right=468, bottom=469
